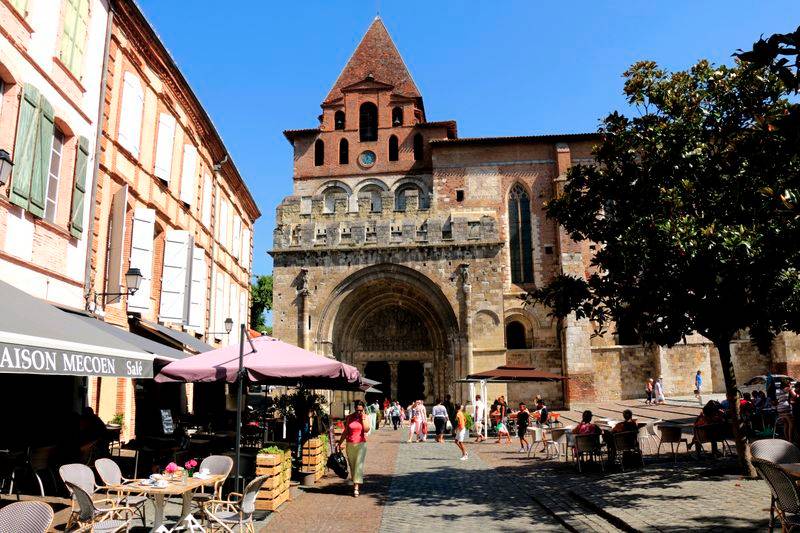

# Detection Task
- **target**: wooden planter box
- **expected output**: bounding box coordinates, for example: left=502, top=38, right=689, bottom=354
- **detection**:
left=256, top=448, right=292, bottom=511
left=254, top=488, right=289, bottom=511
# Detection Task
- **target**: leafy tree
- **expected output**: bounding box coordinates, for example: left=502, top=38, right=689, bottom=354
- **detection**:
left=528, top=59, right=800, bottom=475
left=250, top=274, right=273, bottom=333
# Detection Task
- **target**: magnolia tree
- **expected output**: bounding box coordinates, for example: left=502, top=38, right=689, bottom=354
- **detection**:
left=529, top=59, right=800, bottom=475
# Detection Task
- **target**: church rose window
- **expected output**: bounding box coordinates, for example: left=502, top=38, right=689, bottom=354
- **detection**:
left=508, top=183, right=533, bottom=284
left=359, top=102, right=378, bottom=142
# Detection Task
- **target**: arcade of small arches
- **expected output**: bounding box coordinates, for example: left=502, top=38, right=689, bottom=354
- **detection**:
left=316, top=178, right=431, bottom=213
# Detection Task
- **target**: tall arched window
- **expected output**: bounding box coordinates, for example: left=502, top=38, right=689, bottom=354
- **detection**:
left=339, top=139, right=349, bottom=164
left=388, top=135, right=399, bottom=161
left=360, top=184, right=384, bottom=212
left=334, top=110, right=345, bottom=130
left=314, top=139, right=324, bottom=166
left=323, top=185, right=348, bottom=213
left=508, top=184, right=533, bottom=283
left=359, top=102, right=378, bottom=142
left=395, top=183, right=429, bottom=211
left=413, top=133, right=424, bottom=161
left=506, top=321, right=528, bottom=349
left=392, top=107, right=403, bottom=126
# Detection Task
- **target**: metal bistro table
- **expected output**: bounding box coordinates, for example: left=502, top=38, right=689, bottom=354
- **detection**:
left=107, top=473, right=226, bottom=531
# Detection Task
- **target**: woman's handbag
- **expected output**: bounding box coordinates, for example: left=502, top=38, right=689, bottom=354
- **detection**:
left=327, top=450, right=349, bottom=479
left=445, top=419, right=453, bottom=432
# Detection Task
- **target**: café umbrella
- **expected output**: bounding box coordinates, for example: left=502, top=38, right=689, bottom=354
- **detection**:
left=155, top=330, right=363, bottom=490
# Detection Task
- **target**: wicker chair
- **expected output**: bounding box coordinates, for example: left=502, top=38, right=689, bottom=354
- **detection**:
left=0, top=501, right=53, bottom=533
left=64, top=481, right=133, bottom=533
left=692, top=423, right=734, bottom=457
left=59, top=463, right=104, bottom=531
left=193, top=455, right=234, bottom=518
left=752, top=458, right=800, bottom=532
left=657, top=425, right=689, bottom=462
left=574, top=433, right=605, bottom=473
left=752, top=439, right=800, bottom=530
left=611, top=431, right=645, bottom=471
left=94, top=458, right=147, bottom=526
left=202, top=475, right=268, bottom=533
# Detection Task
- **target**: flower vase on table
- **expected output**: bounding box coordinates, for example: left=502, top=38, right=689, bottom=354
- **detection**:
left=185, top=458, right=198, bottom=478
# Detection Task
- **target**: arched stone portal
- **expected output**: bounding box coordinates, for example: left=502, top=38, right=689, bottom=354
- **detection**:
left=316, top=264, right=459, bottom=405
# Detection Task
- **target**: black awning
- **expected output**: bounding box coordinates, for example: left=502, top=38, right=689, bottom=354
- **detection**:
left=134, top=318, right=213, bottom=353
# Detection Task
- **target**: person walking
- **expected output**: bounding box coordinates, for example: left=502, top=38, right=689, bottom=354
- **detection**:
left=454, top=403, right=468, bottom=460
left=444, top=394, right=456, bottom=436
left=517, top=402, right=531, bottom=453
left=473, top=394, right=486, bottom=442
left=406, top=403, right=417, bottom=443
left=645, top=378, right=654, bottom=405
left=390, top=401, right=401, bottom=430
left=654, top=376, right=666, bottom=404
left=432, top=398, right=449, bottom=443
left=694, top=370, right=703, bottom=406
left=337, top=399, right=370, bottom=497
left=416, top=400, right=428, bottom=442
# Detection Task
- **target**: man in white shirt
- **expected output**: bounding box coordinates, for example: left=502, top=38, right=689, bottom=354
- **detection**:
left=473, top=394, right=486, bottom=442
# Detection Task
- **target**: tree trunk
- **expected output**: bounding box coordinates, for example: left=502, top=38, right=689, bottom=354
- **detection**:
left=716, top=338, right=757, bottom=478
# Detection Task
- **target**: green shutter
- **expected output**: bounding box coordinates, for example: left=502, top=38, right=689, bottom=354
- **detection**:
left=29, top=96, right=54, bottom=218
left=10, top=84, right=40, bottom=210
left=9, top=0, right=28, bottom=15
left=70, top=136, right=89, bottom=238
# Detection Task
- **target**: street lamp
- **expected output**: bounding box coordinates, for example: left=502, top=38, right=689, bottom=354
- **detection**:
left=224, top=317, right=234, bottom=334
left=92, top=267, right=144, bottom=309
left=0, top=149, right=13, bottom=186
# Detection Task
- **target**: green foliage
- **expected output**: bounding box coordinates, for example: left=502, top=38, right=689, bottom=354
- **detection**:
left=464, top=413, right=474, bottom=431
left=258, top=445, right=283, bottom=455
left=110, top=413, right=125, bottom=429
left=528, top=58, right=800, bottom=364
left=274, top=388, right=328, bottom=421
left=250, top=274, right=273, bottom=333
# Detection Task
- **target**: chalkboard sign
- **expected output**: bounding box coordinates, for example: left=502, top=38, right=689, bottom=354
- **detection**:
left=160, top=409, right=174, bottom=435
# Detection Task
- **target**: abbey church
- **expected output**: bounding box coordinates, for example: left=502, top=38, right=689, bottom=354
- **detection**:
left=271, top=17, right=789, bottom=407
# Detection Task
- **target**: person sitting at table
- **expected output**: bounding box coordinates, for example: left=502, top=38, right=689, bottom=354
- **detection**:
left=611, top=409, right=638, bottom=433
left=692, top=401, right=725, bottom=456
left=574, top=410, right=601, bottom=435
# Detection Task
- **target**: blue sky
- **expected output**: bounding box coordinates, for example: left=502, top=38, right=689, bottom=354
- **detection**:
left=137, top=0, right=800, bottom=283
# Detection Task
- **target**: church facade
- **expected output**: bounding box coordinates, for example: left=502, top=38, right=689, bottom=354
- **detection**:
left=271, top=18, right=792, bottom=407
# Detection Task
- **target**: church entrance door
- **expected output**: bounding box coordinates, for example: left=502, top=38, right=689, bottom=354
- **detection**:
left=364, top=361, right=390, bottom=405
left=397, top=361, right=424, bottom=408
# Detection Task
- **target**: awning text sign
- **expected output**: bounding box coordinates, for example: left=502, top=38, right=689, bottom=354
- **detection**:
left=0, top=342, right=153, bottom=378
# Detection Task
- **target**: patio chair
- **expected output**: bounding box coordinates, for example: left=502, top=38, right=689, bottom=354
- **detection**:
left=692, top=424, right=734, bottom=458
left=64, top=481, right=133, bottom=533
left=526, top=427, right=546, bottom=458
left=545, top=427, right=569, bottom=461
left=574, top=433, right=605, bottom=473
left=0, top=501, right=53, bottom=533
left=94, top=458, right=147, bottom=526
left=192, top=455, right=234, bottom=515
left=751, top=440, right=800, bottom=530
left=611, top=431, right=645, bottom=472
left=752, top=458, right=800, bottom=533
left=637, top=425, right=653, bottom=455
left=656, top=425, right=689, bottom=462
left=59, top=463, right=101, bottom=530
left=202, top=475, right=269, bottom=532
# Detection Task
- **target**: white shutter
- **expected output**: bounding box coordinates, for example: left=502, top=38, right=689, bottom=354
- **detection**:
left=241, top=225, right=250, bottom=271
left=201, top=173, right=213, bottom=227
left=219, top=198, right=229, bottom=249
left=214, top=271, right=225, bottom=340
left=127, top=207, right=155, bottom=312
left=229, top=282, right=238, bottom=336
left=104, top=184, right=128, bottom=301
left=232, top=216, right=241, bottom=259
left=188, top=246, right=207, bottom=331
left=179, top=145, right=198, bottom=205
left=118, top=72, right=144, bottom=157
left=159, top=230, right=192, bottom=322
left=153, top=113, right=176, bottom=182
left=239, top=290, right=248, bottom=332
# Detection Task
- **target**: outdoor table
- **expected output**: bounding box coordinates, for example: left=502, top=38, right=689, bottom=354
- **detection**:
left=107, top=473, right=225, bottom=531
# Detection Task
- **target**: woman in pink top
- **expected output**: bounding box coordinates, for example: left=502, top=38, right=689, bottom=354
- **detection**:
left=337, top=399, right=370, bottom=497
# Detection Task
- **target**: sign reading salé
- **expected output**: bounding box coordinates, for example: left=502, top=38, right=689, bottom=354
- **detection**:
left=0, top=342, right=153, bottom=378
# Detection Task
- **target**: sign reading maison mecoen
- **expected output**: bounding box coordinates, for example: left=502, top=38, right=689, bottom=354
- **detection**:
left=0, top=342, right=153, bottom=378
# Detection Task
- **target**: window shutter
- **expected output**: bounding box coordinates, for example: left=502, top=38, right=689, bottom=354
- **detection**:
left=232, top=215, right=241, bottom=259
left=127, top=207, right=155, bottom=312
left=158, top=229, right=192, bottom=323
left=179, top=145, right=197, bottom=205
left=69, top=136, right=90, bottom=238
left=187, top=246, right=207, bottom=331
left=239, top=290, right=248, bottom=332
left=219, top=198, right=229, bottom=249
left=201, top=173, right=213, bottom=227
left=214, top=271, right=225, bottom=340
left=229, top=282, right=238, bottom=334
left=153, top=113, right=176, bottom=182
left=28, top=96, right=54, bottom=218
left=117, top=72, right=143, bottom=157
left=104, top=184, right=128, bottom=299
left=9, top=0, right=28, bottom=14
left=241, top=225, right=250, bottom=271
left=10, top=84, right=40, bottom=210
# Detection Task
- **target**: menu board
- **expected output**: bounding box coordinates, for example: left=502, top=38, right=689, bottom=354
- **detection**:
left=160, top=409, right=174, bottom=435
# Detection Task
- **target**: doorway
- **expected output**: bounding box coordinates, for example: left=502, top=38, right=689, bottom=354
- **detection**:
left=397, top=361, right=424, bottom=408
left=364, top=361, right=390, bottom=405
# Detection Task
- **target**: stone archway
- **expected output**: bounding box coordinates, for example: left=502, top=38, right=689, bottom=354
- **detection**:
left=316, top=264, right=459, bottom=405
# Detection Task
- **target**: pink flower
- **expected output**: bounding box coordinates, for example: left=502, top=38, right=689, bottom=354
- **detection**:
left=165, top=462, right=179, bottom=474
left=185, top=459, right=198, bottom=470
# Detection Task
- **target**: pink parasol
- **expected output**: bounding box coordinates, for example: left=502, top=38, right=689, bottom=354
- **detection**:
left=155, top=335, right=361, bottom=388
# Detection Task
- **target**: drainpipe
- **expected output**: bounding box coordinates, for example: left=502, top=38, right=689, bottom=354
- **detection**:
left=83, top=0, right=114, bottom=310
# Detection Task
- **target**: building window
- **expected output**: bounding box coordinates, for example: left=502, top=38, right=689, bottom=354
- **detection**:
left=360, top=185, right=383, bottom=212
left=392, top=107, right=403, bottom=126
left=508, top=183, right=534, bottom=284
left=388, top=135, right=399, bottom=161
left=334, top=110, right=345, bottom=130
left=413, top=133, right=424, bottom=161
left=314, top=139, right=324, bottom=166
left=359, top=102, right=378, bottom=142
left=506, top=321, right=528, bottom=349
left=44, top=129, right=64, bottom=223
left=456, top=190, right=464, bottom=202
left=339, top=138, right=349, bottom=164
left=117, top=72, right=144, bottom=157
left=395, top=183, right=428, bottom=211
left=59, top=0, right=90, bottom=78
left=323, top=185, right=347, bottom=213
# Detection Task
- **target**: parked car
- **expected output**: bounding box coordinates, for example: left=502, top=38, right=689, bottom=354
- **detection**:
left=740, top=374, right=797, bottom=396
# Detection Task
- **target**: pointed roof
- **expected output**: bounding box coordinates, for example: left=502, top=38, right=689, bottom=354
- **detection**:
left=323, top=17, right=421, bottom=105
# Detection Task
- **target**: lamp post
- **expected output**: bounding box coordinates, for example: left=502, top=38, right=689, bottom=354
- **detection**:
left=92, top=267, right=143, bottom=309
left=207, top=317, right=234, bottom=340
left=0, top=149, right=13, bottom=186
